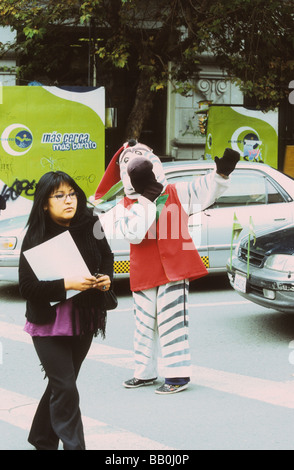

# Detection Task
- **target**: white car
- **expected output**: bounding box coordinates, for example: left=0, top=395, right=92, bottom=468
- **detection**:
left=0, top=214, right=29, bottom=281
left=1, top=160, right=294, bottom=281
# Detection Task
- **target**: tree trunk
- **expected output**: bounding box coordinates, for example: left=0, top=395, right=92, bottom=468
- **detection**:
left=125, top=70, right=155, bottom=141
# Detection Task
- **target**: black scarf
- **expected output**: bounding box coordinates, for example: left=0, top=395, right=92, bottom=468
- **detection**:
left=45, top=210, right=107, bottom=337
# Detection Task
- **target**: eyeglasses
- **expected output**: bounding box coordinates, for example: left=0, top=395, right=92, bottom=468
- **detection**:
left=49, top=191, right=78, bottom=202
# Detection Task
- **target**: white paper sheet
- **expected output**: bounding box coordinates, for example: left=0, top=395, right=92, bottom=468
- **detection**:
left=23, top=230, right=91, bottom=304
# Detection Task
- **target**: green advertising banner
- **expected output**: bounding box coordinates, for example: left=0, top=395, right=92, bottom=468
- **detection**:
left=0, top=86, right=105, bottom=216
left=204, top=105, right=278, bottom=168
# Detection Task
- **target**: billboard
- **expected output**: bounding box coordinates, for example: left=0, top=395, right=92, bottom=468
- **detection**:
left=0, top=86, right=105, bottom=216
left=204, top=105, right=278, bottom=168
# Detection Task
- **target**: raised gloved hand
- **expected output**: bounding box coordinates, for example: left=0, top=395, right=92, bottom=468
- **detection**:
left=127, top=157, right=163, bottom=202
left=215, top=148, right=240, bottom=176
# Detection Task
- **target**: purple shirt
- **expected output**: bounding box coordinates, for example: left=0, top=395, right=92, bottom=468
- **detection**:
left=24, top=298, right=80, bottom=337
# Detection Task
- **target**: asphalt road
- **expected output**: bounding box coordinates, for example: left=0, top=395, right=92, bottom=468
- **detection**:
left=1, top=274, right=294, bottom=452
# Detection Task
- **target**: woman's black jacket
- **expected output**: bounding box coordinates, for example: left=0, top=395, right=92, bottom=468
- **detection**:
left=19, top=214, right=114, bottom=328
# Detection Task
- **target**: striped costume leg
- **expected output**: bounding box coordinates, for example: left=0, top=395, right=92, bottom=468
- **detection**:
left=133, top=280, right=191, bottom=380
left=157, top=280, right=191, bottom=379
left=133, top=288, right=158, bottom=379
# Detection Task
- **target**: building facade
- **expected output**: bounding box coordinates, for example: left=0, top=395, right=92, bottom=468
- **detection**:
left=167, top=63, right=243, bottom=160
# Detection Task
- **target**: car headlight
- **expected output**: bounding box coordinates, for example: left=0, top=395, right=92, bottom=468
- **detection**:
left=264, top=254, right=294, bottom=272
left=0, top=237, right=17, bottom=250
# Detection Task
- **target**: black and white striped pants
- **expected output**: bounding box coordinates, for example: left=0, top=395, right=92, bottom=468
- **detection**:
left=133, top=280, right=191, bottom=380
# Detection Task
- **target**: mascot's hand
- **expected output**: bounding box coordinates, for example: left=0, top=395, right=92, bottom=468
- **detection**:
left=215, top=148, right=240, bottom=176
left=127, top=157, right=163, bottom=202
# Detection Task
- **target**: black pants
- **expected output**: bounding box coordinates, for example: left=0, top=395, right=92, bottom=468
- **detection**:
left=28, top=334, right=93, bottom=450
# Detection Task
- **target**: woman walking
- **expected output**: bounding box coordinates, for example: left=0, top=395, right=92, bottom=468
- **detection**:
left=19, top=171, right=113, bottom=450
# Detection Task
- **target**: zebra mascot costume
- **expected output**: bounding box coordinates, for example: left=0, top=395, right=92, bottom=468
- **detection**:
left=95, top=141, right=239, bottom=394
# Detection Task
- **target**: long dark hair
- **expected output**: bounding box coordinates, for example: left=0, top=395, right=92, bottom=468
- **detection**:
left=26, top=171, right=90, bottom=246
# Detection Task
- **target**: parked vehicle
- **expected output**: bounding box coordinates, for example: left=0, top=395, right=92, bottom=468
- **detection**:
left=1, top=160, right=294, bottom=282
left=227, top=224, right=294, bottom=313
left=0, top=214, right=29, bottom=281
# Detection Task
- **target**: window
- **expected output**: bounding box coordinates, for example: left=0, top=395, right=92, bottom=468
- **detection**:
left=212, top=171, right=285, bottom=208
left=266, top=179, right=285, bottom=204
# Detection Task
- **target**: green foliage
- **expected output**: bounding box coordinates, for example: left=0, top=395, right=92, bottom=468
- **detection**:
left=0, top=0, right=293, bottom=112
left=194, top=0, right=294, bottom=110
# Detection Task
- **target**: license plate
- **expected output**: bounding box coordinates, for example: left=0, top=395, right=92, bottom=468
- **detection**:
left=234, top=272, right=247, bottom=293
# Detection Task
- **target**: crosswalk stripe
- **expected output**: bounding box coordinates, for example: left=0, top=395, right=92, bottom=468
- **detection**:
left=2, top=320, right=294, bottom=410
left=191, top=365, right=294, bottom=409
left=0, top=387, right=174, bottom=450
left=0, top=320, right=31, bottom=345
